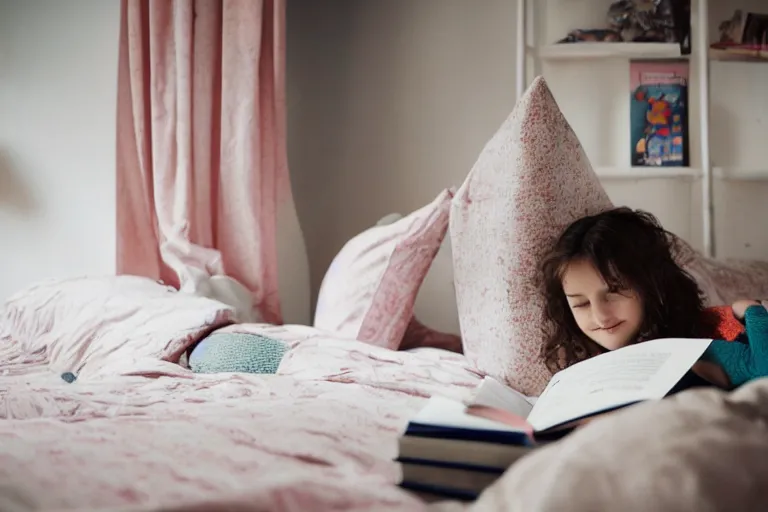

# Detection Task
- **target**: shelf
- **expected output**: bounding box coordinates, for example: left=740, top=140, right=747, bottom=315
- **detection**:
left=537, top=42, right=685, bottom=61
left=709, top=48, right=768, bottom=63
left=713, top=168, right=768, bottom=181
left=595, top=167, right=700, bottom=180
left=594, top=167, right=768, bottom=181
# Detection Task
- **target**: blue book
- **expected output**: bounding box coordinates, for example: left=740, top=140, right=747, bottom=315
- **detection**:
left=399, top=480, right=479, bottom=502
left=399, top=458, right=503, bottom=498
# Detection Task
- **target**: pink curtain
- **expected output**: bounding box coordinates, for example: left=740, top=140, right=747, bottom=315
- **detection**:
left=116, top=0, right=290, bottom=324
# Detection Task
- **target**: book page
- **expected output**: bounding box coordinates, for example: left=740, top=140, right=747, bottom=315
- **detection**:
left=526, top=338, right=712, bottom=432
left=471, top=377, right=536, bottom=418
left=412, top=395, right=529, bottom=433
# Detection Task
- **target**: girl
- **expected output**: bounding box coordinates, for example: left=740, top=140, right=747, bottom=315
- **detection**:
left=540, top=206, right=768, bottom=390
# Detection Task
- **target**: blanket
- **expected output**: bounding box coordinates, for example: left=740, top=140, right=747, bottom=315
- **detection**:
left=0, top=276, right=480, bottom=511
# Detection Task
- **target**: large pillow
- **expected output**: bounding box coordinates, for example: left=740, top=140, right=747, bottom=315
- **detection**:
left=677, top=244, right=768, bottom=306
left=0, top=275, right=234, bottom=379
left=450, top=77, right=613, bottom=395
left=473, top=380, right=768, bottom=511
left=375, top=212, right=462, bottom=353
left=313, top=189, right=453, bottom=350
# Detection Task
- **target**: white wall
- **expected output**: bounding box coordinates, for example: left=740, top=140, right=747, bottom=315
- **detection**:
left=0, top=0, right=120, bottom=301
left=287, top=0, right=519, bottom=327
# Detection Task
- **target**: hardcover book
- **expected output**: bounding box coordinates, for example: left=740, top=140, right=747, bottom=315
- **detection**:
left=630, top=60, right=690, bottom=167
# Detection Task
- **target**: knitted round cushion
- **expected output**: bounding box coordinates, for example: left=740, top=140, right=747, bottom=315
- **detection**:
left=188, top=332, right=289, bottom=374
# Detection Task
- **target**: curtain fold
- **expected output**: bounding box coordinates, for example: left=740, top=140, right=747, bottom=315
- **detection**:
left=116, top=0, right=293, bottom=324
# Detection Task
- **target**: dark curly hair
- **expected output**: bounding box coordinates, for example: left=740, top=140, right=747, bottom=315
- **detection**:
left=540, top=207, right=705, bottom=373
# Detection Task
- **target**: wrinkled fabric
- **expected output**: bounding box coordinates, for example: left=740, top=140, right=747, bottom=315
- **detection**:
left=116, top=0, right=298, bottom=324
left=0, top=276, right=478, bottom=511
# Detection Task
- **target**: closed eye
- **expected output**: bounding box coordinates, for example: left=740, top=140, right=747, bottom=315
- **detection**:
left=571, top=302, right=589, bottom=309
left=607, top=289, right=631, bottom=299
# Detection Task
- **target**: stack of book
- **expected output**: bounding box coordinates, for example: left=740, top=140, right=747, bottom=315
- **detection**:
left=396, top=337, right=714, bottom=502
left=396, top=378, right=536, bottom=502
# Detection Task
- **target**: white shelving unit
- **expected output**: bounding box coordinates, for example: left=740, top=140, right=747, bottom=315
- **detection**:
left=517, top=0, right=768, bottom=259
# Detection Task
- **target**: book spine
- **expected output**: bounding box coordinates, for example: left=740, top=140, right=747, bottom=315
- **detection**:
left=405, top=423, right=534, bottom=446
left=399, top=481, right=479, bottom=502
left=396, top=456, right=507, bottom=474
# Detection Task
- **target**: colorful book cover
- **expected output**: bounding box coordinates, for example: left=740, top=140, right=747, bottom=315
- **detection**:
left=629, top=60, right=689, bottom=167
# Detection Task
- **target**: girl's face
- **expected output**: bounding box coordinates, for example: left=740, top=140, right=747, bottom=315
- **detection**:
left=561, top=259, right=644, bottom=351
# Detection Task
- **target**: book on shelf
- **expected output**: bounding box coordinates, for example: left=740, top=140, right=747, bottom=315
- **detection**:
left=397, top=338, right=712, bottom=500
left=629, top=60, right=690, bottom=168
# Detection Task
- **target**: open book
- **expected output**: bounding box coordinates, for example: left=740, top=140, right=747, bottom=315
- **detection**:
left=410, top=338, right=713, bottom=442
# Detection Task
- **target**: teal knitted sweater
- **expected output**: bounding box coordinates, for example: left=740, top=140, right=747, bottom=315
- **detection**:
left=702, top=305, right=768, bottom=388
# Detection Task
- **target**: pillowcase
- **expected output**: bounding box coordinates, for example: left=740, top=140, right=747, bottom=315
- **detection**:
left=375, top=211, right=462, bottom=353
left=677, top=243, right=768, bottom=306
left=0, top=275, right=234, bottom=379
left=450, top=76, right=612, bottom=395
left=313, top=189, right=453, bottom=350
left=188, top=332, right=289, bottom=374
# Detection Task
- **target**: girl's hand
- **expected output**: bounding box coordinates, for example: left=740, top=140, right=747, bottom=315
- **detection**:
left=732, top=299, right=761, bottom=320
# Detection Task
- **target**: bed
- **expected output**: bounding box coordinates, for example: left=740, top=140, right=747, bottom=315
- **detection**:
left=4, top=264, right=768, bottom=512
left=5, top=281, right=768, bottom=512
left=0, top=274, right=480, bottom=512
left=5, top=75, right=768, bottom=511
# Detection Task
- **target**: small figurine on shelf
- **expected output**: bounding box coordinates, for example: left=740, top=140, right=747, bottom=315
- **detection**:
left=557, top=0, right=690, bottom=53
left=717, top=10, right=745, bottom=44
left=607, top=0, right=676, bottom=43
left=711, top=9, right=768, bottom=60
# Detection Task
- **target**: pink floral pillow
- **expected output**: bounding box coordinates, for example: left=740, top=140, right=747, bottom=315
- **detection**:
left=676, top=243, right=768, bottom=306
left=314, top=189, right=453, bottom=350
left=450, top=77, right=612, bottom=395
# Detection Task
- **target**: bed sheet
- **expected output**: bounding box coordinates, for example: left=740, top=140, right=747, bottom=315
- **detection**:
left=0, top=277, right=485, bottom=512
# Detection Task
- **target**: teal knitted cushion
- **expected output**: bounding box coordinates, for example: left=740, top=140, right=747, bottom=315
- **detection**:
left=188, top=332, right=289, bottom=374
